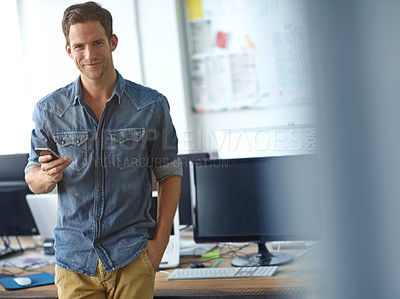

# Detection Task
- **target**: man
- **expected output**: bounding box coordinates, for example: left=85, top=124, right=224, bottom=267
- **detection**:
left=25, top=2, right=182, bottom=298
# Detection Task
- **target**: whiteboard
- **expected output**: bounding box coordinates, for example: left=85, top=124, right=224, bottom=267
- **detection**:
left=184, top=0, right=314, bottom=112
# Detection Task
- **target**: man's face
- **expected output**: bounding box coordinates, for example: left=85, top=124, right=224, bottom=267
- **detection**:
left=66, top=21, right=117, bottom=81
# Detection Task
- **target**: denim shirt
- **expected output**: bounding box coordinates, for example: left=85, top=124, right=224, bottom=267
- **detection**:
left=25, top=71, right=182, bottom=276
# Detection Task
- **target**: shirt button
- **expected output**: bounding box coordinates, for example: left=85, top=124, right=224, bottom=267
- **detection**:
left=96, top=217, right=100, bottom=221
left=76, top=139, right=80, bottom=144
left=97, top=188, right=101, bottom=193
left=61, top=140, right=66, bottom=145
left=97, top=160, right=101, bottom=166
left=95, top=242, right=99, bottom=247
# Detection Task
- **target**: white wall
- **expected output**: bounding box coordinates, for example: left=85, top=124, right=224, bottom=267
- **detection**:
left=0, top=0, right=31, bottom=155
left=189, top=104, right=316, bottom=153
left=136, top=0, right=190, bottom=154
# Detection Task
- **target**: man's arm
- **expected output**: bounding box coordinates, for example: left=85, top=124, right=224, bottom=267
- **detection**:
left=146, top=175, right=181, bottom=271
left=25, top=155, right=72, bottom=194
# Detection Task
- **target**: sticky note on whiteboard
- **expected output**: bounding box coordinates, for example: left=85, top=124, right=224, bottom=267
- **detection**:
left=216, top=31, right=230, bottom=48
left=185, top=0, right=204, bottom=20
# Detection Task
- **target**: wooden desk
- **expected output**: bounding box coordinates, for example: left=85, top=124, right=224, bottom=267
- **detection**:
left=0, top=261, right=56, bottom=299
left=155, top=243, right=322, bottom=298
left=0, top=243, right=322, bottom=298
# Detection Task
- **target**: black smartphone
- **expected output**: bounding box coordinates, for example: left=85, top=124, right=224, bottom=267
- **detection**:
left=34, top=147, right=60, bottom=161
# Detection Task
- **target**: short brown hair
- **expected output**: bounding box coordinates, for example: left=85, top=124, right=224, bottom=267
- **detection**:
left=62, top=1, right=113, bottom=45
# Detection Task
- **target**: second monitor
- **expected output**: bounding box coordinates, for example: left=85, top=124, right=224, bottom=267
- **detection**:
left=178, top=153, right=210, bottom=226
left=152, top=153, right=210, bottom=226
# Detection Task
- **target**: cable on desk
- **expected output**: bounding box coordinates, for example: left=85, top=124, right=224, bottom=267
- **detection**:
left=1, top=236, right=24, bottom=258
left=296, top=241, right=322, bottom=258
left=179, top=225, right=191, bottom=231
left=220, top=243, right=251, bottom=259
left=177, top=243, right=252, bottom=270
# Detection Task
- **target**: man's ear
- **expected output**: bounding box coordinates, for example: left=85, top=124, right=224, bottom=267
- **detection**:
left=110, top=34, right=118, bottom=52
left=65, top=44, right=73, bottom=58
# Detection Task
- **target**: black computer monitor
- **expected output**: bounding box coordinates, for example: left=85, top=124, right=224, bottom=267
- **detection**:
left=0, top=154, right=38, bottom=238
left=189, top=154, right=321, bottom=266
left=178, top=153, right=210, bottom=225
left=151, top=153, right=210, bottom=226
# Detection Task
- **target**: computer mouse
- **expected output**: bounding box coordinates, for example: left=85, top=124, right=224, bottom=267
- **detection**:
left=190, top=261, right=205, bottom=268
left=13, top=277, right=32, bottom=286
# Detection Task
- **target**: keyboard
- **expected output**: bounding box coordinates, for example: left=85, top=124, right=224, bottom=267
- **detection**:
left=166, top=266, right=278, bottom=280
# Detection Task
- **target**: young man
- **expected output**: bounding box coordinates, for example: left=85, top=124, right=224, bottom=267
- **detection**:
left=25, top=2, right=182, bottom=298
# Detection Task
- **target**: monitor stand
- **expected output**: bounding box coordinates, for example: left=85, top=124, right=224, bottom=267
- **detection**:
left=231, top=242, right=293, bottom=267
left=0, top=236, right=24, bottom=259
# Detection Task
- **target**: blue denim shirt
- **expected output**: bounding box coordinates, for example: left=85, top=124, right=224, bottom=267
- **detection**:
left=25, top=71, right=182, bottom=276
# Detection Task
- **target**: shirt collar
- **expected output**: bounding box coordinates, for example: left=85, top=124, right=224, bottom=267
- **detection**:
left=70, top=70, right=125, bottom=106
left=113, top=70, right=125, bottom=104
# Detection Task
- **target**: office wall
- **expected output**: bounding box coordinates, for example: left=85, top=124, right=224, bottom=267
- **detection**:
left=0, top=0, right=30, bottom=155
left=136, top=0, right=190, bottom=153
left=189, top=105, right=316, bottom=153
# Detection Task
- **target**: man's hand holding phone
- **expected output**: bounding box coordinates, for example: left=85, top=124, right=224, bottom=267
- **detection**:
left=35, top=147, right=72, bottom=183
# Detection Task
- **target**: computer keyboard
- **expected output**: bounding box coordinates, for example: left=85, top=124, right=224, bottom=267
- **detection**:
left=166, top=266, right=278, bottom=280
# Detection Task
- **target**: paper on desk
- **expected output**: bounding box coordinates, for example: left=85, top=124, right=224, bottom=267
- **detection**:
left=0, top=253, right=55, bottom=269
left=180, top=240, right=216, bottom=256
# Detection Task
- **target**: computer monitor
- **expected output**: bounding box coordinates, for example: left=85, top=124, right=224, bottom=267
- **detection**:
left=189, top=154, right=321, bottom=266
left=178, top=153, right=210, bottom=225
left=0, top=154, right=38, bottom=240
left=151, top=153, right=210, bottom=225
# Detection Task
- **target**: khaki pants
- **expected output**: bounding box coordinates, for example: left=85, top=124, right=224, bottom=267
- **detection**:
left=55, top=251, right=155, bottom=299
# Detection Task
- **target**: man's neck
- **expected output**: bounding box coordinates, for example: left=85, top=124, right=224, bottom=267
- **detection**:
left=80, top=69, right=117, bottom=120
left=81, top=69, right=117, bottom=102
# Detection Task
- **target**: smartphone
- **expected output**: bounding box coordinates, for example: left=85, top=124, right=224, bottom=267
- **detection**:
left=34, top=147, right=60, bottom=161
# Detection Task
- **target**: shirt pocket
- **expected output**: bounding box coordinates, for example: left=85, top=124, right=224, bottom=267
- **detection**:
left=53, top=131, right=89, bottom=172
left=108, top=128, right=146, bottom=170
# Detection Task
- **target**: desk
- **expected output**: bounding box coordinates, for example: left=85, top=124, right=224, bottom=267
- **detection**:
left=0, top=243, right=322, bottom=298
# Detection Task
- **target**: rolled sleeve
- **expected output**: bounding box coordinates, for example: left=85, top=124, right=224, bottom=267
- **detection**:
left=148, top=95, right=181, bottom=181
left=24, top=160, right=41, bottom=175
left=26, top=103, right=57, bottom=175
left=153, top=158, right=182, bottom=182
